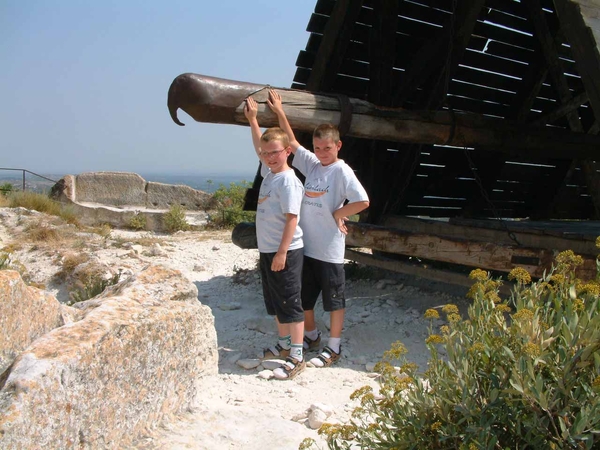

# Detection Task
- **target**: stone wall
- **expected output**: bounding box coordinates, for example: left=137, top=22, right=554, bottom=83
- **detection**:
left=50, top=172, right=212, bottom=231
left=52, top=171, right=211, bottom=210
left=0, top=265, right=218, bottom=449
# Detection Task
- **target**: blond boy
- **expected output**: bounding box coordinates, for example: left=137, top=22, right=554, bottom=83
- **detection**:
left=244, top=96, right=305, bottom=380
left=268, top=90, right=370, bottom=368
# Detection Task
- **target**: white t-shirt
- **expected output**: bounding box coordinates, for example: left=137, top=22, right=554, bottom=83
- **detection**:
left=293, top=146, right=369, bottom=263
left=256, top=165, right=304, bottom=254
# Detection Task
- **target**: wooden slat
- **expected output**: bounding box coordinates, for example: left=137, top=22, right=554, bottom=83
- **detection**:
left=305, top=1, right=365, bottom=92
left=554, top=0, right=600, bottom=126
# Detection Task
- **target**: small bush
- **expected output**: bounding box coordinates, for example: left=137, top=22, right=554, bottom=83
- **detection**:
left=0, top=182, right=14, bottom=196
left=163, top=204, right=190, bottom=233
left=24, top=223, right=62, bottom=242
left=89, top=223, right=112, bottom=239
left=69, top=271, right=121, bottom=305
left=0, top=252, right=11, bottom=270
left=54, top=252, right=90, bottom=281
left=208, top=181, right=255, bottom=229
left=316, top=247, right=600, bottom=450
left=128, top=213, right=147, bottom=231
left=8, top=191, right=62, bottom=215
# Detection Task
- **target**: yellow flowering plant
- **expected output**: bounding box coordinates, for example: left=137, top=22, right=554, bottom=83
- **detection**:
left=315, top=249, right=600, bottom=450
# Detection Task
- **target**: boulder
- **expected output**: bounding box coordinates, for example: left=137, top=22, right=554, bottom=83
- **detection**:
left=0, top=265, right=218, bottom=449
left=0, top=270, right=65, bottom=374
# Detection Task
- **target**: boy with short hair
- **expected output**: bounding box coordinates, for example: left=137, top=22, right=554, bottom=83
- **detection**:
left=267, top=89, right=370, bottom=368
left=244, top=96, right=305, bottom=380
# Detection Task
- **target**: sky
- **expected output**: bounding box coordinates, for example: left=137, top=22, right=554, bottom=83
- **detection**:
left=0, top=1, right=316, bottom=177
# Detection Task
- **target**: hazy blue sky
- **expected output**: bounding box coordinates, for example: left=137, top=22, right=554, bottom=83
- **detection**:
left=1, top=1, right=315, bottom=176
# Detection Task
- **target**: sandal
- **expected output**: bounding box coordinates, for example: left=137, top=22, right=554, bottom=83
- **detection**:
left=303, top=331, right=322, bottom=351
left=273, top=357, right=306, bottom=380
left=260, top=343, right=290, bottom=360
left=309, top=346, right=342, bottom=368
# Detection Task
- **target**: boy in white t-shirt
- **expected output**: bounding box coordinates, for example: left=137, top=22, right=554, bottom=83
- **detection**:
left=267, top=90, right=370, bottom=368
left=244, top=96, right=306, bottom=380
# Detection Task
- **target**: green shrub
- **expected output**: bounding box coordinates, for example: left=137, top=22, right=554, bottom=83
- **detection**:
left=0, top=182, right=14, bottom=196
left=69, top=271, right=121, bottom=305
left=0, top=252, right=11, bottom=270
left=163, top=204, right=190, bottom=233
left=314, top=247, right=600, bottom=450
left=208, top=181, right=255, bottom=228
left=128, top=213, right=147, bottom=231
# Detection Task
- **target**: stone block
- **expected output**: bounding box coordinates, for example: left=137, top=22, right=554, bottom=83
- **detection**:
left=74, top=172, right=147, bottom=206
left=0, top=270, right=64, bottom=374
left=0, top=265, right=218, bottom=449
left=146, top=181, right=210, bottom=210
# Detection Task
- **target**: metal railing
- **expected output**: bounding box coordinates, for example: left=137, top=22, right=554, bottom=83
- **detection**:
left=0, top=168, right=59, bottom=193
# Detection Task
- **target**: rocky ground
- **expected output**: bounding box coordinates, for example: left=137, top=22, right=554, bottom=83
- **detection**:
left=0, top=206, right=470, bottom=449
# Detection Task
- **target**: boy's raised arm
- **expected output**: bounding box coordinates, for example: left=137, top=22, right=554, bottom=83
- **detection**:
left=244, top=97, right=262, bottom=159
left=267, top=89, right=300, bottom=154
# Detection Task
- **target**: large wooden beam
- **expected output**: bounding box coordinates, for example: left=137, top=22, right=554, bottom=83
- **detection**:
left=230, top=220, right=598, bottom=280
left=345, top=249, right=514, bottom=295
left=167, top=73, right=600, bottom=158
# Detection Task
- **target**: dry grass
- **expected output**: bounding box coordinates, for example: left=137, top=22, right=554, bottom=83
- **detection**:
left=7, top=191, right=80, bottom=226
left=111, top=235, right=166, bottom=248
left=25, top=224, right=62, bottom=243
left=54, top=252, right=90, bottom=281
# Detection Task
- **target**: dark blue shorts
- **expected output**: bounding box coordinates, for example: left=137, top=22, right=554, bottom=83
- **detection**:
left=301, top=256, right=345, bottom=312
left=259, top=248, right=304, bottom=324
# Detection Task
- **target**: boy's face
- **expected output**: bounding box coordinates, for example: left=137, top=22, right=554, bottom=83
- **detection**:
left=259, top=140, right=291, bottom=173
left=313, top=137, right=342, bottom=166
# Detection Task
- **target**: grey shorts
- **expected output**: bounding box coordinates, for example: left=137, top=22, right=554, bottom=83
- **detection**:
left=301, top=256, right=345, bottom=312
left=259, top=248, right=304, bottom=324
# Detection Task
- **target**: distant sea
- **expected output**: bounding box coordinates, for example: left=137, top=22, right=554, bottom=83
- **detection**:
left=0, top=171, right=256, bottom=194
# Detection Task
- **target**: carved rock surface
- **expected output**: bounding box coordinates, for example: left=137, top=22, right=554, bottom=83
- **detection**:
left=74, top=171, right=147, bottom=206
left=146, top=181, right=210, bottom=209
left=0, top=265, right=218, bottom=449
left=0, top=270, right=64, bottom=374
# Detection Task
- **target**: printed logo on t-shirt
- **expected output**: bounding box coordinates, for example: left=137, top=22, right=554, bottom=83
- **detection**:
left=305, top=182, right=328, bottom=198
left=257, top=190, right=271, bottom=204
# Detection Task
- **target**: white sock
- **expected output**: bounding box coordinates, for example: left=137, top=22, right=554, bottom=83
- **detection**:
left=278, top=335, right=291, bottom=350
left=290, top=344, right=303, bottom=361
left=309, top=340, right=341, bottom=368
left=304, top=329, right=319, bottom=341
left=328, top=337, right=341, bottom=354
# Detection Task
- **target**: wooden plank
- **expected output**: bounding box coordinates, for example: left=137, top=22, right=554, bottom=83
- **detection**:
left=446, top=95, right=510, bottom=118
left=305, top=0, right=365, bottom=92
left=473, top=21, right=537, bottom=51
left=453, top=66, right=521, bottom=93
left=368, top=0, right=398, bottom=106
left=461, top=50, right=531, bottom=81
left=554, top=0, right=600, bottom=128
left=344, top=221, right=597, bottom=278
left=450, top=80, right=515, bottom=106
left=345, top=249, right=486, bottom=292
left=384, top=216, right=598, bottom=253
left=532, top=91, right=589, bottom=125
